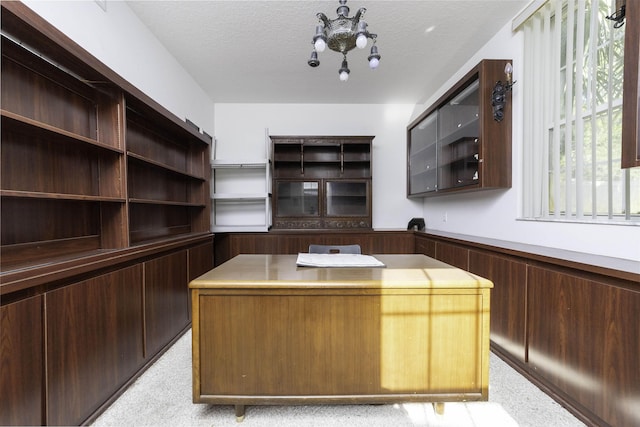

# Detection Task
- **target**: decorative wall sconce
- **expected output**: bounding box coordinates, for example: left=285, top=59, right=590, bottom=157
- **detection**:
left=605, top=0, right=626, bottom=28
left=491, top=62, right=515, bottom=122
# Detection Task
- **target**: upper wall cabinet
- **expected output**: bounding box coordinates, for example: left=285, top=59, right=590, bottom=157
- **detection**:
left=621, top=0, right=640, bottom=168
left=407, top=59, right=512, bottom=198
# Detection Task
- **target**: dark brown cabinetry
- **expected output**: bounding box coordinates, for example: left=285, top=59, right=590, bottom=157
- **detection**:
left=407, top=59, right=512, bottom=197
left=0, top=296, right=44, bottom=427
left=126, top=99, right=210, bottom=244
left=1, top=35, right=126, bottom=267
left=414, top=232, right=640, bottom=427
left=144, top=251, right=189, bottom=356
left=468, top=251, right=527, bottom=362
left=0, top=3, right=213, bottom=425
left=1, top=7, right=210, bottom=271
left=271, top=136, right=373, bottom=229
left=45, top=267, right=145, bottom=426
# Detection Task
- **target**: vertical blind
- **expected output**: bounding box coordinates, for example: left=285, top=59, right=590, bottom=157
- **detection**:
left=521, top=0, right=639, bottom=222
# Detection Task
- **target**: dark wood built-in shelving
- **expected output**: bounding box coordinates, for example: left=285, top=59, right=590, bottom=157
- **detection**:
left=0, top=3, right=213, bottom=425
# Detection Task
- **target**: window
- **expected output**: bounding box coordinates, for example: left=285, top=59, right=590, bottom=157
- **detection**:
left=522, top=0, right=640, bottom=222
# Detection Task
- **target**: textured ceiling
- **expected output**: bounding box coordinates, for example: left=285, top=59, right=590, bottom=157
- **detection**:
left=125, top=0, right=527, bottom=104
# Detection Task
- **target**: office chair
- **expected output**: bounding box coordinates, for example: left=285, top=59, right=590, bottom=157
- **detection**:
left=308, top=244, right=362, bottom=254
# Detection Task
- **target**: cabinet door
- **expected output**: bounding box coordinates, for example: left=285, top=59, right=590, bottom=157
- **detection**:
left=275, top=181, right=320, bottom=217
left=325, top=181, right=369, bottom=216
left=438, top=80, right=480, bottom=191
left=144, top=251, right=189, bottom=356
left=46, top=266, right=144, bottom=426
left=0, top=296, right=43, bottom=426
left=408, top=112, right=438, bottom=195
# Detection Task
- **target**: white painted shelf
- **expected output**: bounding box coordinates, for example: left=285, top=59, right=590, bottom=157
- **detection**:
left=210, top=138, right=271, bottom=232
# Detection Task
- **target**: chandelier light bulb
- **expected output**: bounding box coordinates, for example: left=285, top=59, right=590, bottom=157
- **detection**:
left=356, top=34, right=368, bottom=49
left=339, top=57, right=350, bottom=81
left=314, top=38, right=326, bottom=52
left=367, top=44, right=381, bottom=69
left=356, top=20, right=368, bottom=49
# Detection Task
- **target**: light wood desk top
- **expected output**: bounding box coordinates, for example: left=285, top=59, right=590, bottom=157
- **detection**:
left=189, top=254, right=493, bottom=290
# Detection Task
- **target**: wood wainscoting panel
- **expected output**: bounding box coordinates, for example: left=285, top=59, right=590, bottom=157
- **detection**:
left=187, top=241, right=215, bottom=320
left=469, top=250, right=527, bottom=361
left=45, top=265, right=144, bottom=426
left=527, top=266, right=640, bottom=427
left=188, top=241, right=214, bottom=281
left=415, top=235, right=436, bottom=258
left=214, top=231, right=415, bottom=266
left=144, top=251, right=189, bottom=357
left=0, top=295, right=43, bottom=426
left=435, top=241, right=469, bottom=270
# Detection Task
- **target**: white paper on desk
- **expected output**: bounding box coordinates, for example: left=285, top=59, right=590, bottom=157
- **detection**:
left=296, top=253, right=386, bottom=268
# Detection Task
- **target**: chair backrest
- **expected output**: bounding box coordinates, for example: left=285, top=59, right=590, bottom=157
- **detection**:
left=308, top=244, right=362, bottom=254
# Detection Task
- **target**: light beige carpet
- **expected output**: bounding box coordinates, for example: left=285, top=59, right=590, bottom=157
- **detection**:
left=92, top=330, right=585, bottom=427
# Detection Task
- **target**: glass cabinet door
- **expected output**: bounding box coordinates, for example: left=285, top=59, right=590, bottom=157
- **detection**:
left=325, top=181, right=369, bottom=216
left=408, top=111, right=438, bottom=194
left=438, top=80, right=480, bottom=190
left=275, top=181, right=319, bottom=216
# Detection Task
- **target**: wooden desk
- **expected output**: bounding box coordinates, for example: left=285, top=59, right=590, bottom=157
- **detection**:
left=190, top=254, right=492, bottom=419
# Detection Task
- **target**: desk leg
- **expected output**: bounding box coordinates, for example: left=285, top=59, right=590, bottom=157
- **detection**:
left=433, top=402, right=445, bottom=415
left=235, top=404, right=246, bottom=422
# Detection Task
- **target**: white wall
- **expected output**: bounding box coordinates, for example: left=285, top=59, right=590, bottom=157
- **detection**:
left=22, top=0, right=215, bottom=135
left=414, top=23, right=640, bottom=262
left=213, top=104, right=423, bottom=230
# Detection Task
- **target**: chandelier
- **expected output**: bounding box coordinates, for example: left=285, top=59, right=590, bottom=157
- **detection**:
left=307, top=0, right=381, bottom=82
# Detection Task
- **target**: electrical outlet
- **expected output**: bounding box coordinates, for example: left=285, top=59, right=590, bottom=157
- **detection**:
left=442, top=212, right=447, bottom=222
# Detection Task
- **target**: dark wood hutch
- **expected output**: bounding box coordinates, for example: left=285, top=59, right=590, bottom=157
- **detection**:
left=271, top=135, right=373, bottom=230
